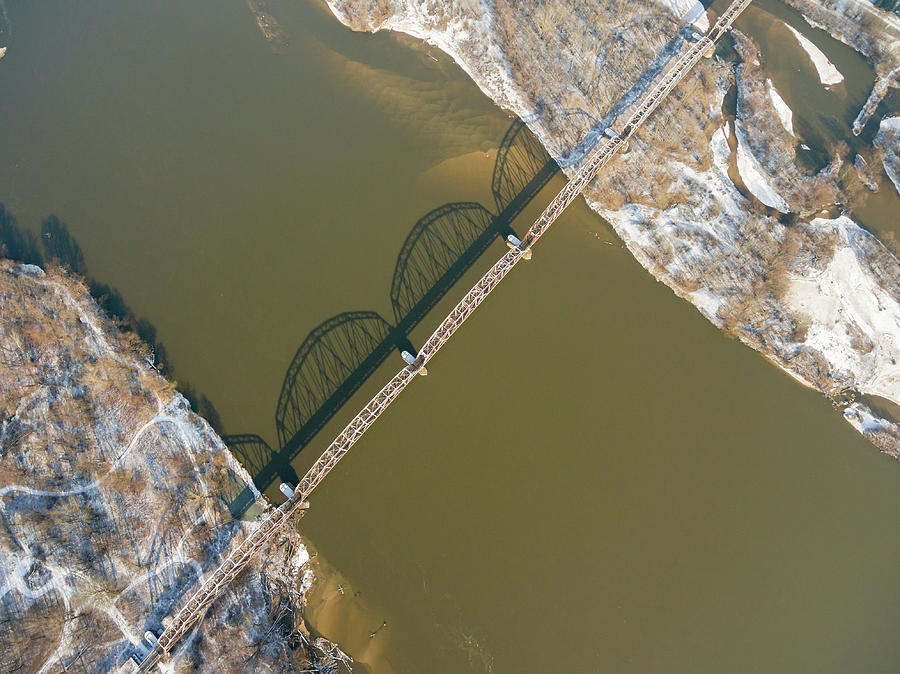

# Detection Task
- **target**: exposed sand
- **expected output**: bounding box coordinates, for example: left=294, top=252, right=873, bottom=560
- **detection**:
left=304, top=549, right=396, bottom=673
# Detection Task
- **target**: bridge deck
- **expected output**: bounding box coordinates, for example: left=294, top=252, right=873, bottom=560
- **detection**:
left=138, top=0, right=752, bottom=667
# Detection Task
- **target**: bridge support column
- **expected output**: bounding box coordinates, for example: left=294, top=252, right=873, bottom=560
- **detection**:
left=506, top=235, right=532, bottom=260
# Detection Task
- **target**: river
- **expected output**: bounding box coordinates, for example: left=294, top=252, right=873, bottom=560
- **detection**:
left=1, top=0, right=899, bottom=671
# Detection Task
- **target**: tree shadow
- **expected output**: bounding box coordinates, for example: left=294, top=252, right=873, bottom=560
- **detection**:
left=0, top=204, right=43, bottom=266
left=0, top=204, right=225, bottom=436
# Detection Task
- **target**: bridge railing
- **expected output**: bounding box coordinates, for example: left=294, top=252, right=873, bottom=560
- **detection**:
left=146, top=0, right=754, bottom=662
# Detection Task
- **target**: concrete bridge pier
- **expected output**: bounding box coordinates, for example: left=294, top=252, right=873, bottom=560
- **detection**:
left=506, top=234, right=532, bottom=260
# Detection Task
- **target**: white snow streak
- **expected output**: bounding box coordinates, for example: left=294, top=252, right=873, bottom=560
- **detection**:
left=652, top=0, right=710, bottom=31
left=786, top=24, right=844, bottom=86
left=734, top=124, right=789, bottom=212
left=876, top=116, right=900, bottom=196
left=766, top=79, right=794, bottom=136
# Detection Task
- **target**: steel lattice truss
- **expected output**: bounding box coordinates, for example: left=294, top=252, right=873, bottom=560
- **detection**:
left=153, top=368, right=416, bottom=658
left=139, top=1, right=754, bottom=666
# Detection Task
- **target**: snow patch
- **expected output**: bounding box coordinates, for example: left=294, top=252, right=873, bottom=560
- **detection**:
left=843, top=402, right=900, bottom=456
left=15, top=263, right=44, bottom=276
left=766, top=79, right=794, bottom=136
left=734, top=124, right=789, bottom=212
left=300, top=568, right=314, bottom=593
left=710, top=122, right=732, bottom=175
left=652, top=0, right=709, bottom=32
left=785, top=24, right=844, bottom=86
left=295, top=544, right=310, bottom=568
left=875, top=116, right=900, bottom=196
left=785, top=217, right=900, bottom=405
left=844, top=402, right=890, bottom=434
left=689, top=288, right=725, bottom=322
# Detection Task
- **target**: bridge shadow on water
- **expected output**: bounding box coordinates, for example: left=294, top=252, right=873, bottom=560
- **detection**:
left=228, top=12, right=716, bottom=514
left=228, top=119, right=560, bottom=515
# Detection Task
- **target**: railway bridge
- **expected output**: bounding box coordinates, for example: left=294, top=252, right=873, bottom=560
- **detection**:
left=137, top=0, right=752, bottom=668
left=225, top=117, right=559, bottom=514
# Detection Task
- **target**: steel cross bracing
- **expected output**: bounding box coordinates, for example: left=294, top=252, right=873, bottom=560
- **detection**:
left=141, top=0, right=751, bottom=666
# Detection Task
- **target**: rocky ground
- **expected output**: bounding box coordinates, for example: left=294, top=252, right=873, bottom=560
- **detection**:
left=0, top=261, right=345, bottom=673
left=323, top=0, right=900, bottom=456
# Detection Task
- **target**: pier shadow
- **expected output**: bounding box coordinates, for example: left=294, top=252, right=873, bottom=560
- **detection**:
left=229, top=118, right=562, bottom=515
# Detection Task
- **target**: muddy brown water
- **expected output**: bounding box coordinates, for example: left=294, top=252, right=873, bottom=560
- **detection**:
left=1, top=0, right=899, bottom=671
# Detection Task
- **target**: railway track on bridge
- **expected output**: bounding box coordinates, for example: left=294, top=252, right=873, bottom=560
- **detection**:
left=137, top=0, right=751, bottom=668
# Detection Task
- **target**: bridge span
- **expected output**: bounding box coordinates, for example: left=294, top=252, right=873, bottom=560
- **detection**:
left=138, top=0, right=752, bottom=667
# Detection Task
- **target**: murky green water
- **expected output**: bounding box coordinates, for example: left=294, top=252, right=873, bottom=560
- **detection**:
left=2, top=0, right=899, bottom=672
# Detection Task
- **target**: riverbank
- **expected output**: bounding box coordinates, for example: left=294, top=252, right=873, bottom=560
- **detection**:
left=3, top=1, right=900, bottom=670
left=323, top=0, right=900, bottom=456
left=0, top=260, right=339, bottom=671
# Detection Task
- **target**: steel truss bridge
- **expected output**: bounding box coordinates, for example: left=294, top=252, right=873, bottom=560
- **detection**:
left=137, top=0, right=751, bottom=668
left=226, top=117, right=559, bottom=512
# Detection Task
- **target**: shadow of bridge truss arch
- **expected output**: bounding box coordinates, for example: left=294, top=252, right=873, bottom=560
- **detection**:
left=274, top=311, right=398, bottom=449
left=390, top=202, right=497, bottom=327
left=491, top=119, right=556, bottom=214
left=228, top=117, right=566, bottom=509
left=220, top=434, right=276, bottom=479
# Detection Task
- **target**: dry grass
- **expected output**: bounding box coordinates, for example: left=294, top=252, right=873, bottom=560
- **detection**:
left=0, top=601, right=68, bottom=673
left=731, top=32, right=841, bottom=215
left=0, top=262, right=321, bottom=672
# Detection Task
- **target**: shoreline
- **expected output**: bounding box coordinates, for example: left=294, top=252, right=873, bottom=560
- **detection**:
left=302, top=538, right=395, bottom=674
left=322, top=0, right=900, bottom=455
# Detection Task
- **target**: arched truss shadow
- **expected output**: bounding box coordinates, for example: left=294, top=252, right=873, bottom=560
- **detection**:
left=391, top=202, right=496, bottom=329
left=225, top=433, right=300, bottom=516
left=222, top=434, right=275, bottom=477
left=491, top=119, right=556, bottom=215
left=239, top=310, right=408, bottom=502
left=275, top=311, right=396, bottom=449
left=233, top=118, right=561, bottom=510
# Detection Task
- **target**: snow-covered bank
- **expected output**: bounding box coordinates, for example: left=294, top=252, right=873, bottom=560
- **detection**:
left=786, top=24, right=845, bottom=86
left=876, top=116, right=900, bottom=196
left=324, top=0, right=900, bottom=456
left=785, top=217, right=900, bottom=406
left=0, top=262, right=333, bottom=672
